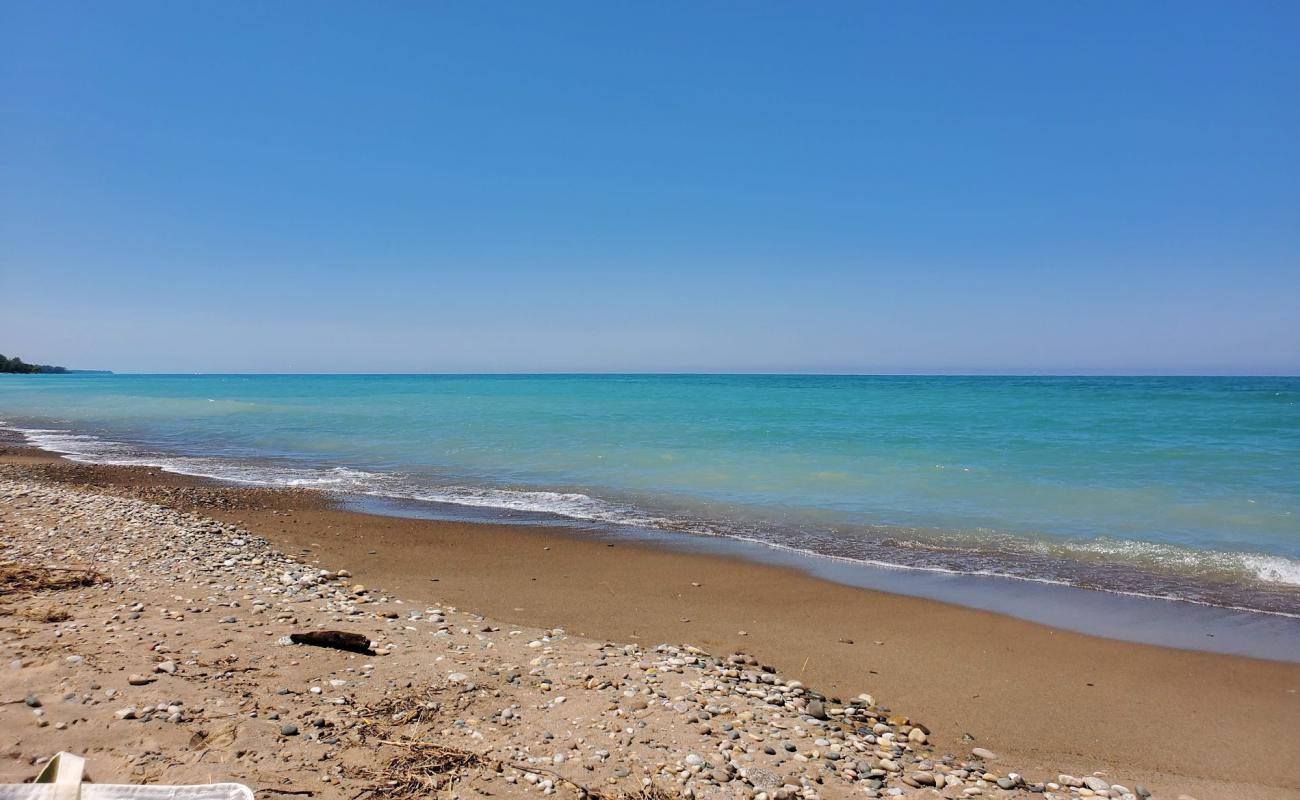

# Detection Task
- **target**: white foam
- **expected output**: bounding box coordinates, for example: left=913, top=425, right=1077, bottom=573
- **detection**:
left=1045, top=536, right=1300, bottom=587
left=1241, top=553, right=1300, bottom=586
left=7, top=424, right=667, bottom=528
left=397, top=485, right=683, bottom=531
left=9, top=424, right=394, bottom=492
left=6, top=422, right=1299, bottom=617
left=715, top=533, right=1300, bottom=619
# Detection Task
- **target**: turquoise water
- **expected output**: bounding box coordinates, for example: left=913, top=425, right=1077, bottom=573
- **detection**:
left=2, top=374, right=1298, bottom=616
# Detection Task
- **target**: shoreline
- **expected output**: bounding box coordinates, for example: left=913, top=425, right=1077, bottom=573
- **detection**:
left=5, top=421, right=1298, bottom=651
left=3, top=442, right=1299, bottom=798
left=346, top=494, right=1300, bottom=662
left=4, top=412, right=1297, bottom=626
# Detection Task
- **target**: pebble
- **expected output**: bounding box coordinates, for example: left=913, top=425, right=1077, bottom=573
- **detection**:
left=0, top=473, right=1159, bottom=800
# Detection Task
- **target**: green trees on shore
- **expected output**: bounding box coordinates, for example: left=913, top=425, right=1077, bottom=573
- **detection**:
left=0, top=354, right=68, bottom=374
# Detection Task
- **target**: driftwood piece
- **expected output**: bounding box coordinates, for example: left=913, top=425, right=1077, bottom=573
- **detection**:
left=289, top=630, right=374, bottom=654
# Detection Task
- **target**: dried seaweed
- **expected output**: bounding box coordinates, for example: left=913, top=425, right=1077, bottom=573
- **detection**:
left=357, top=685, right=445, bottom=730
left=358, top=742, right=488, bottom=797
left=20, top=605, right=72, bottom=622
left=584, top=787, right=682, bottom=800
left=0, top=562, right=105, bottom=597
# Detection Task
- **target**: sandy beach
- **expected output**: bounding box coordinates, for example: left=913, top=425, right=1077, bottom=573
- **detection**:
left=2, top=441, right=1298, bottom=800
left=9, top=2, right=1299, bottom=797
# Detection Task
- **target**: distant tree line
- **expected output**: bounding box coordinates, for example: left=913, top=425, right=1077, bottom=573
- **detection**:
left=0, top=353, right=69, bottom=374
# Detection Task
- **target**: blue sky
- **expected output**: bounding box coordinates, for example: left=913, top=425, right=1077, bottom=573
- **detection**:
left=2, top=2, right=1297, bottom=374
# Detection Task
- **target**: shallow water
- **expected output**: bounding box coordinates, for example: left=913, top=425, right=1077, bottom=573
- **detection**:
left=2, top=374, right=1298, bottom=623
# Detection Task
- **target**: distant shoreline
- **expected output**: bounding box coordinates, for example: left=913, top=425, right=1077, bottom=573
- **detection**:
left=0, top=353, right=110, bottom=374
left=0, top=369, right=113, bottom=375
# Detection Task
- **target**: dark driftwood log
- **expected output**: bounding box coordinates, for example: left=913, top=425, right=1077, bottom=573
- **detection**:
left=289, top=630, right=374, bottom=654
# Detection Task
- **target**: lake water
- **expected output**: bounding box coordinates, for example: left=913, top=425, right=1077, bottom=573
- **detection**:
left=3, top=373, right=1298, bottom=637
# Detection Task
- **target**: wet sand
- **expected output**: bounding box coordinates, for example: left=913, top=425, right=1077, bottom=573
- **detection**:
left=3, top=441, right=1299, bottom=799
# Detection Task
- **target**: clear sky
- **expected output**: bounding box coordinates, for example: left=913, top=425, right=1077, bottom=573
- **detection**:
left=2, top=1, right=1297, bottom=374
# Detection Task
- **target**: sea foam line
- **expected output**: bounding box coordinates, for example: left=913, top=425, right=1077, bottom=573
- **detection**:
left=6, top=422, right=1299, bottom=619
left=714, top=532, right=1300, bottom=620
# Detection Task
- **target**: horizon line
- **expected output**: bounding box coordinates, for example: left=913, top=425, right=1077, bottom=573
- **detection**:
left=22, top=370, right=1300, bottom=378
